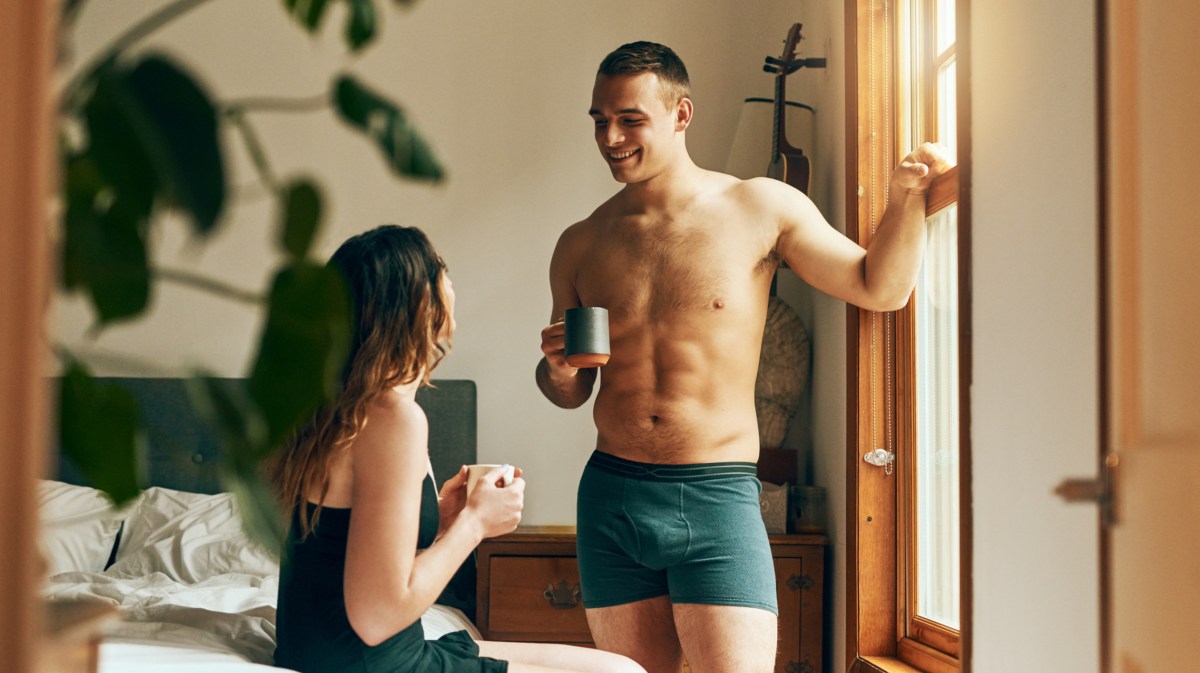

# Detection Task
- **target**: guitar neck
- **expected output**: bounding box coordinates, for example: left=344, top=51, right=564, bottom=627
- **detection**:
left=772, top=72, right=785, bottom=158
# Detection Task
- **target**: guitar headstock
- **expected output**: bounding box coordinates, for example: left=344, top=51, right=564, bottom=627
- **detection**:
left=764, top=23, right=806, bottom=75
left=781, top=23, right=803, bottom=64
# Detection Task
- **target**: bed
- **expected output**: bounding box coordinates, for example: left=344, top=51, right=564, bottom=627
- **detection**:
left=40, top=378, right=481, bottom=673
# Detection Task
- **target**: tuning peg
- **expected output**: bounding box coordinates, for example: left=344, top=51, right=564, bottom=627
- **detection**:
left=763, top=64, right=780, bottom=74
left=766, top=55, right=828, bottom=73
left=782, top=58, right=827, bottom=73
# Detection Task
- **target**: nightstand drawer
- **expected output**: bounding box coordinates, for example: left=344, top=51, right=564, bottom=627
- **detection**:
left=486, top=556, right=591, bottom=642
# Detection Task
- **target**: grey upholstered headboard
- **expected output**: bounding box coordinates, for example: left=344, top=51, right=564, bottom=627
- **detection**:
left=54, top=376, right=481, bottom=614
left=55, top=377, right=478, bottom=494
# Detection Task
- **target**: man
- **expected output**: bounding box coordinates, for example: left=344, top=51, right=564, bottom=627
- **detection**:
left=535, top=41, right=951, bottom=673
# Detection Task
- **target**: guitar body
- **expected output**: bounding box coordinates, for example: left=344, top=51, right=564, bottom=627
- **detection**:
left=768, top=150, right=811, bottom=193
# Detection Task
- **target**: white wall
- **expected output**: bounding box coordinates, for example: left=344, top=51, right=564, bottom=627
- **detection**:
left=60, top=3, right=851, bottom=668
left=58, top=0, right=839, bottom=524
left=63, top=3, right=1113, bottom=671
left=770, top=3, right=848, bottom=672
left=970, top=0, right=1101, bottom=671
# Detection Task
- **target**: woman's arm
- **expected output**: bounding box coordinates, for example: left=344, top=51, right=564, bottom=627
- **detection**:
left=343, top=392, right=523, bottom=646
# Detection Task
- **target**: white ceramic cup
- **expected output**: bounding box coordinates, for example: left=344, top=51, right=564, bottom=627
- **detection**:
left=466, top=463, right=516, bottom=496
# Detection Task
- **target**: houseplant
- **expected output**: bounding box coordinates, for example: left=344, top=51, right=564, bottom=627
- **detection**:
left=56, top=0, right=444, bottom=546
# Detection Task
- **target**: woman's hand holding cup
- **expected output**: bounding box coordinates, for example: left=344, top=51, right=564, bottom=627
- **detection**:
left=464, top=464, right=524, bottom=539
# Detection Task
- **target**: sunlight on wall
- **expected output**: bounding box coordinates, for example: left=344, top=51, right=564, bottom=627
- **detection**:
left=56, top=0, right=829, bottom=529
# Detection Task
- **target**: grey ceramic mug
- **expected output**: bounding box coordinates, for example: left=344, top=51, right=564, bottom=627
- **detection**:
left=564, top=307, right=610, bottom=368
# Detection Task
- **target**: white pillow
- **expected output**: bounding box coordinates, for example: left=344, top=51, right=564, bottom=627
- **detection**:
left=38, top=480, right=126, bottom=576
left=107, top=486, right=279, bottom=583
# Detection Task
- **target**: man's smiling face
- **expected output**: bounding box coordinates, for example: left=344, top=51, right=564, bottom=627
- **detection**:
left=590, top=72, right=687, bottom=184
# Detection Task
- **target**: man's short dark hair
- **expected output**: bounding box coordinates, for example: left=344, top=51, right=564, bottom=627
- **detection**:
left=598, top=41, right=692, bottom=105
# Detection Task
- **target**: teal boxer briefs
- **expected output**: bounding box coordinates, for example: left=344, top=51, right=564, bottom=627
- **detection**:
left=575, top=451, right=778, bottom=614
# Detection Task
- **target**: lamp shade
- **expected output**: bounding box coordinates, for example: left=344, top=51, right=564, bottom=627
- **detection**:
left=723, top=98, right=817, bottom=204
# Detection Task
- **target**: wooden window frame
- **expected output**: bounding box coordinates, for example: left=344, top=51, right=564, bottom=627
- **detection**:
left=845, top=0, right=973, bottom=672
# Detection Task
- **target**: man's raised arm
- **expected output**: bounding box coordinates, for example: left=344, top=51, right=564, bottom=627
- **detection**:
left=773, top=142, right=954, bottom=312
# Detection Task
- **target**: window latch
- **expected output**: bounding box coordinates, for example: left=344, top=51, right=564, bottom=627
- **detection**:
left=863, top=448, right=896, bottom=475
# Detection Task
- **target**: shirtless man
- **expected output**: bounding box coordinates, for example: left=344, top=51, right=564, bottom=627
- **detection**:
left=535, top=41, right=951, bottom=673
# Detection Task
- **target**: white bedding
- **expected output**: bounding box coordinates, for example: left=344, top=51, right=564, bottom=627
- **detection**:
left=84, top=604, right=480, bottom=673
left=45, top=570, right=280, bottom=664
left=40, top=481, right=483, bottom=672
left=98, top=643, right=287, bottom=673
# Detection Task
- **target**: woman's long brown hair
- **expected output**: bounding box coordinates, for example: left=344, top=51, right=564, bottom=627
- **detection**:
left=269, top=225, right=450, bottom=538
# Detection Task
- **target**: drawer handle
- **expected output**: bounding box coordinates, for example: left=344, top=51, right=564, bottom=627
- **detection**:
left=786, top=661, right=812, bottom=673
left=786, top=574, right=814, bottom=591
left=543, top=580, right=582, bottom=609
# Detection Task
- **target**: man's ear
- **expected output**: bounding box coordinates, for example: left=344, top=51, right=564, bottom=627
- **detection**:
left=675, top=97, right=693, bottom=132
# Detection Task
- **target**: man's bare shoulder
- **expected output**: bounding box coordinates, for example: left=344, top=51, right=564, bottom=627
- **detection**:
left=727, top=176, right=828, bottom=232
left=586, top=189, right=629, bottom=223
left=555, top=218, right=595, bottom=256
left=556, top=198, right=616, bottom=250
left=728, top=175, right=815, bottom=206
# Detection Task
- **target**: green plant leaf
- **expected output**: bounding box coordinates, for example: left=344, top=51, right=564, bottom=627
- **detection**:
left=345, top=0, right=377, bottom=52
left=223, top=463, right=285, bottom=557
left=279, top=178, right=323, bottom=259
left=83, top=62, right=158, bottom=222
left=332, top=74, right=444, bottom=181
left=185, top=374, right=269, bottom=460
left=62, top=154, right=152, bottom=326
left=63, top=0, right=87, bottom=22
left=67, top=203, right=152, bottom=327
left=59, top=361, right=144, bottom=505
left=61, top=152, right=106, bottom=292
left=125, top=54, right=227, bottom=235
left=282, top=0, right=331, bottom=32
left=67, top=60, right=183, bottom=327
left=185, top=375, right=283, bottom=551
left=248, top=261, right=351, bottom=450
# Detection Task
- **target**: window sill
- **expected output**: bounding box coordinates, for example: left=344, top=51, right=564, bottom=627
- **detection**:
left=852, top=651, right=960, bottom=673
left=852, top=656, right=928, bottom=673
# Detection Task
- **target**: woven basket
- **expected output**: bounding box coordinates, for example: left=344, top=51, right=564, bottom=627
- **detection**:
left=754, top=296, right=810, bottom=450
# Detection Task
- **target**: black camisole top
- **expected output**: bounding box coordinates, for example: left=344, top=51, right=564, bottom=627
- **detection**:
left=274, top=475, right=504, bottom=673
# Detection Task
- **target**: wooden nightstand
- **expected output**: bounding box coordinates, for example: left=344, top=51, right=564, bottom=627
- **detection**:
left=41, top=598, right=119, bottom=673
left=476, top=526, right=826, bottom=673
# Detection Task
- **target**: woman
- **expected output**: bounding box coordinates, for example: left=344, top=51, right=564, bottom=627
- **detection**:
left=272, top=225, right=643, bottom=673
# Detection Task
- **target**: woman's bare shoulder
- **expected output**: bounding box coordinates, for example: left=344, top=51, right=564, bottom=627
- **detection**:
left=351, top=390, right=428, bottom=468
left=366, top=389, right=426, bottom=424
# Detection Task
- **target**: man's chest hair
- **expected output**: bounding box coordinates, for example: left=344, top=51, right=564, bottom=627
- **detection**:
left=576, top=225, right=775, bottom=319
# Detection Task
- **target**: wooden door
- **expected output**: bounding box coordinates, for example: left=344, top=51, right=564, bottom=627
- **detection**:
left=0, top=2, right=56, bottom=672
left=1102, top=0, right=1200, bottom=671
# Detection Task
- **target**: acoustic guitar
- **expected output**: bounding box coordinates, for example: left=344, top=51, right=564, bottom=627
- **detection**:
left=764, top=23, right=812, bottom=194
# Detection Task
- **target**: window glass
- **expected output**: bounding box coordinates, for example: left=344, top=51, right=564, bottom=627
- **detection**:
left=915, top=202, right=961, bottom=630
left=938, top=59, right=957, bottom=159
left=936, top=0, right=956, bottom=56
